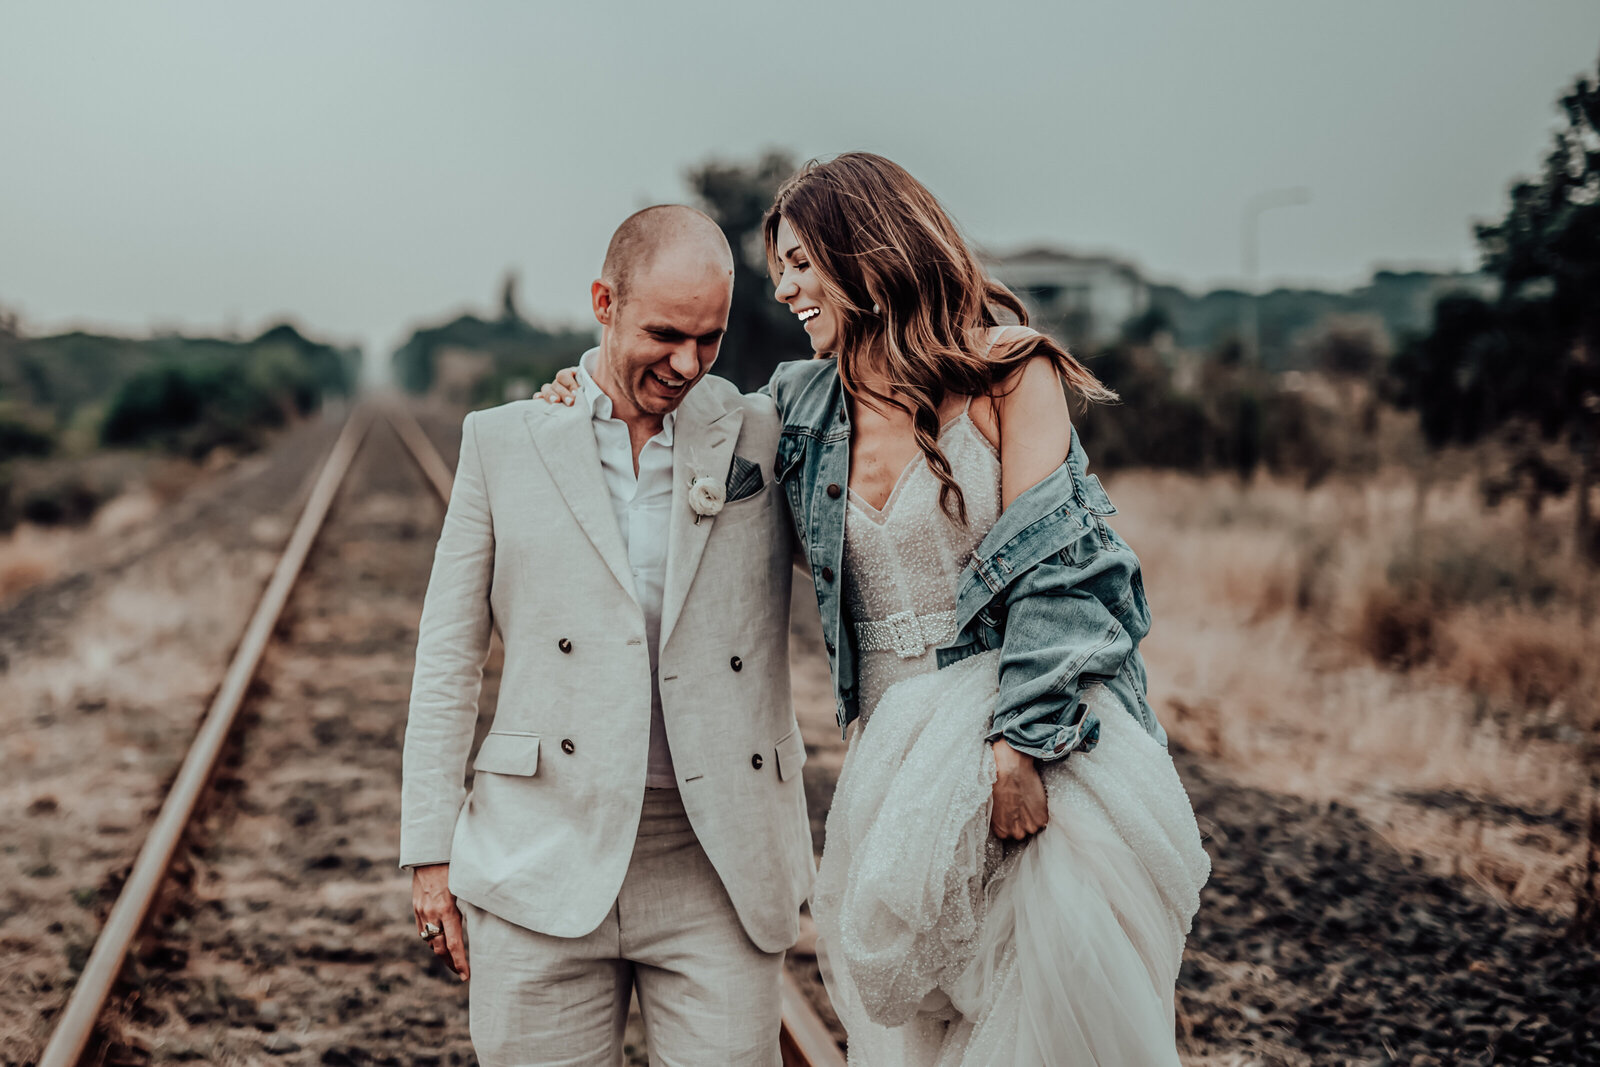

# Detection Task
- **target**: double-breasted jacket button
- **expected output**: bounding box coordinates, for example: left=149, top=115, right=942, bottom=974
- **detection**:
left=751, top=753, right=764, bottom=770
left=561, top=738, right=576, bottom=755
left=730, top=656, right=743, bottom=672
left=821, top=566, right=834, bottom=583
left=558, top=638, right=573, bottom=654
left=826, top=483, right=842, bottom=499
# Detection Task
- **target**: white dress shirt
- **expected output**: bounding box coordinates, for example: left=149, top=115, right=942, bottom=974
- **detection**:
left=576, top=349, right=678, bottom=788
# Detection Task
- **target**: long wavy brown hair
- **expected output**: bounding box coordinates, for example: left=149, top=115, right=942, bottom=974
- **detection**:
left=763, top=152, right=1116, bottom=523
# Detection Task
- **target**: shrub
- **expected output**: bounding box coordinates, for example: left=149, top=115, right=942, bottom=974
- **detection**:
left=100, top=351, right=315, bottom=458
left=0, top=410, right=55, bottom=462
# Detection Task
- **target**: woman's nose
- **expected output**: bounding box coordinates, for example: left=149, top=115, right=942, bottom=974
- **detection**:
left=774, top=276, right=796, bottom=302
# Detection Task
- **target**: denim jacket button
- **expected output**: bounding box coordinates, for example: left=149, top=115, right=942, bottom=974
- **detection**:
left=821, top=566, right=834, bottom=582
left=826, top=483, right=841, bottom=498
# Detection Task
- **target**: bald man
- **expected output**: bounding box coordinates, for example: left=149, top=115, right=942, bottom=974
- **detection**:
left=400, top=206, right=814, bottom=1066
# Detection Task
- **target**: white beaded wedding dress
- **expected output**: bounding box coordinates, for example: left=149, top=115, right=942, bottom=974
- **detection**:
left=811, top=406, right=1211, bottom=1066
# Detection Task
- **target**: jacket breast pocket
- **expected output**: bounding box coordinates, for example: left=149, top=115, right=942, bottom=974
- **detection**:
left=716, top=480, right=772, bottom=523
left=473, top=731, right=540, bottom=776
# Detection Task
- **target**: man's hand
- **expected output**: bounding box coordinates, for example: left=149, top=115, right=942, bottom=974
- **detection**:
left=990, top=739, right=1049, bottom=840
left=412, top=863, right=470, bottom=981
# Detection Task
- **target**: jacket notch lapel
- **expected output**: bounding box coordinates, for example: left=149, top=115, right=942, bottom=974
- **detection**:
left=523, top=404, right=638, bottom=603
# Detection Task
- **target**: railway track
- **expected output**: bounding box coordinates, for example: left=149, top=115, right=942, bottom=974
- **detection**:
left=35, top=401, right=845, bottom=1067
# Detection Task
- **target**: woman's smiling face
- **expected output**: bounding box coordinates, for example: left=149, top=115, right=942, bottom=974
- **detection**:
left=772, top=216, right=840, bottom=355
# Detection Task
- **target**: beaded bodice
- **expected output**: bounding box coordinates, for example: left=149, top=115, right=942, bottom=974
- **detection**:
left=844, top=410, right=1001, bottom=722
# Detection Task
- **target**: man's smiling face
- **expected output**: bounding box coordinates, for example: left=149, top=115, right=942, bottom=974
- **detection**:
left=592, top=247, right=732, bottom=424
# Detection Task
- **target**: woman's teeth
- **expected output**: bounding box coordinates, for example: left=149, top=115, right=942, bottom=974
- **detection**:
left=798, top=308, right=820, bottom=322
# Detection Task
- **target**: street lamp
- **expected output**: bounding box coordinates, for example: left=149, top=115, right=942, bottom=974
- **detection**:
left=1240, top=186, right=1311, bottom=366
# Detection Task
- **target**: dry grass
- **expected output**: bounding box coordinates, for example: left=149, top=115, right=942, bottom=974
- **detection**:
left=1109, top=467, right=1598, bottom=916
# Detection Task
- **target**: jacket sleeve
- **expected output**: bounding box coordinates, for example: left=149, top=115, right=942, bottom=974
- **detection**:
left=399, top=411, right=496, bottom=868
left=985, top=518, right=1147, bottom=761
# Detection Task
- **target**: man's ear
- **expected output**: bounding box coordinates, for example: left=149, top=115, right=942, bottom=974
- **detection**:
left=591, top=279, right=616, bottom=326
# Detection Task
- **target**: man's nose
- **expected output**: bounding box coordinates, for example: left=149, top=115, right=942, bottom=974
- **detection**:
left=669, top=344, right=700, bottom=380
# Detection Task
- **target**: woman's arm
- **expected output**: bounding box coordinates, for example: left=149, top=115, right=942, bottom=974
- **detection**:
left=984, top=354, right=1078, bottom=839
left=993, top=352, right=1075, bottom=508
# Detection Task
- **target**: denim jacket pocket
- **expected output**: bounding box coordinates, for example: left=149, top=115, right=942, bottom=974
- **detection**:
left=775, top=432, right=808, bottom=538
left=1055, top=517, right=1102, bottom=569
left=776, top=433, right=807, bottom=482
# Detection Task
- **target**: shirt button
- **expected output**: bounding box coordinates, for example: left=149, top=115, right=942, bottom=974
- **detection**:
left=826, top=483, right=841, bottom=498
left=751, top=754, right=764, bottom=770
left=821, top=567, right=834, bottom=582
left=561, top=738, right=576, bottom=755
left=730, top=656, right=743, bottom=672
left=558, top=638, right=573, bottom=654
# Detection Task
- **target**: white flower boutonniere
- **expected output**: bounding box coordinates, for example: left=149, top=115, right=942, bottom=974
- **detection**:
left=687, top=475, right=725, bottom=525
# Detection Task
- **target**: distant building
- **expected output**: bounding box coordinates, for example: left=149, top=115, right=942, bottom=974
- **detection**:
left=988, top=247, right=1150, bottom=349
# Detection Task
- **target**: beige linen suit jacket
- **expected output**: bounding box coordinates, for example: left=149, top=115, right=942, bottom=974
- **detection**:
left=399, top=376, right=815, bottom=953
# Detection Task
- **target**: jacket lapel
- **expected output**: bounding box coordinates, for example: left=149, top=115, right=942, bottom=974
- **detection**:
left=522, top=403, right=638, bottom=604
left=659, top=392, right=742, bottom=651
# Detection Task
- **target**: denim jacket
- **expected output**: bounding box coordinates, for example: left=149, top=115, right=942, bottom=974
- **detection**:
left=764, top=357, right=1164, bottom=760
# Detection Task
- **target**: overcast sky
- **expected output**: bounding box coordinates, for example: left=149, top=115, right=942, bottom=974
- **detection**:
left=2, top=1, right=1596, bottom=355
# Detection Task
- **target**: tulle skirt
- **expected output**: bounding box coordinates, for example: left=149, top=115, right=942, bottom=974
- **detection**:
left=812, top=652, right=1210, bottom=1067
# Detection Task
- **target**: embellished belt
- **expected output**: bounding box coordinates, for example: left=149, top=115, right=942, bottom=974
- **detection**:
left=855, top=610, right=957, bottom=659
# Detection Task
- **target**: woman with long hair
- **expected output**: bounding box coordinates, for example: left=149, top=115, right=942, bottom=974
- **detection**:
left=542, top=152, right=1209, bottom=1064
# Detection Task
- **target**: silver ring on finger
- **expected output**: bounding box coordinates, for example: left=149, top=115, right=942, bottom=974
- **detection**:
left=421, top=921, right=442, bottom=941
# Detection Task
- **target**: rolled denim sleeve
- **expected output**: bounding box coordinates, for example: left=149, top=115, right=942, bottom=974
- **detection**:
left=985, top=528, right=1145, bottom=761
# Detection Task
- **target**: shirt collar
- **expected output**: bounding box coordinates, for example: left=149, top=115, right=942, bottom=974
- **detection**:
left=577, top=348, right=675, bottom=444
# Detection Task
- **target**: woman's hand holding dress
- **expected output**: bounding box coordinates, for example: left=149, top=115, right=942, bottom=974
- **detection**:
left=989, top=738, right=1049, bottom=839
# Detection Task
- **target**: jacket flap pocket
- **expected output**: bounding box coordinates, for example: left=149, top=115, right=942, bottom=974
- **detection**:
left=774, top=728, right=807, bottom=783
left=775, top=433, right=807, bottom=483
left=473, top=732, right=540, bottom=776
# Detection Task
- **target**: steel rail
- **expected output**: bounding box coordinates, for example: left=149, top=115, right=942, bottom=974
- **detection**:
left=38, top=405, right=375, bottom=1067
left=384, top=404, right=847, bottom=1067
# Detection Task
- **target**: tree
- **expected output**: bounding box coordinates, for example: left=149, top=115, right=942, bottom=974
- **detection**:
left=1395, top=54, right=1600, bottom=558
left=1475, top=53, right=1600, bottom=559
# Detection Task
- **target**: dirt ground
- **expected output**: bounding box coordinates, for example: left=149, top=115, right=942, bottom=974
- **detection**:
left=3, top=407, right=1597, bottom=1066
left=2, top=411, right=344, bottom=1063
